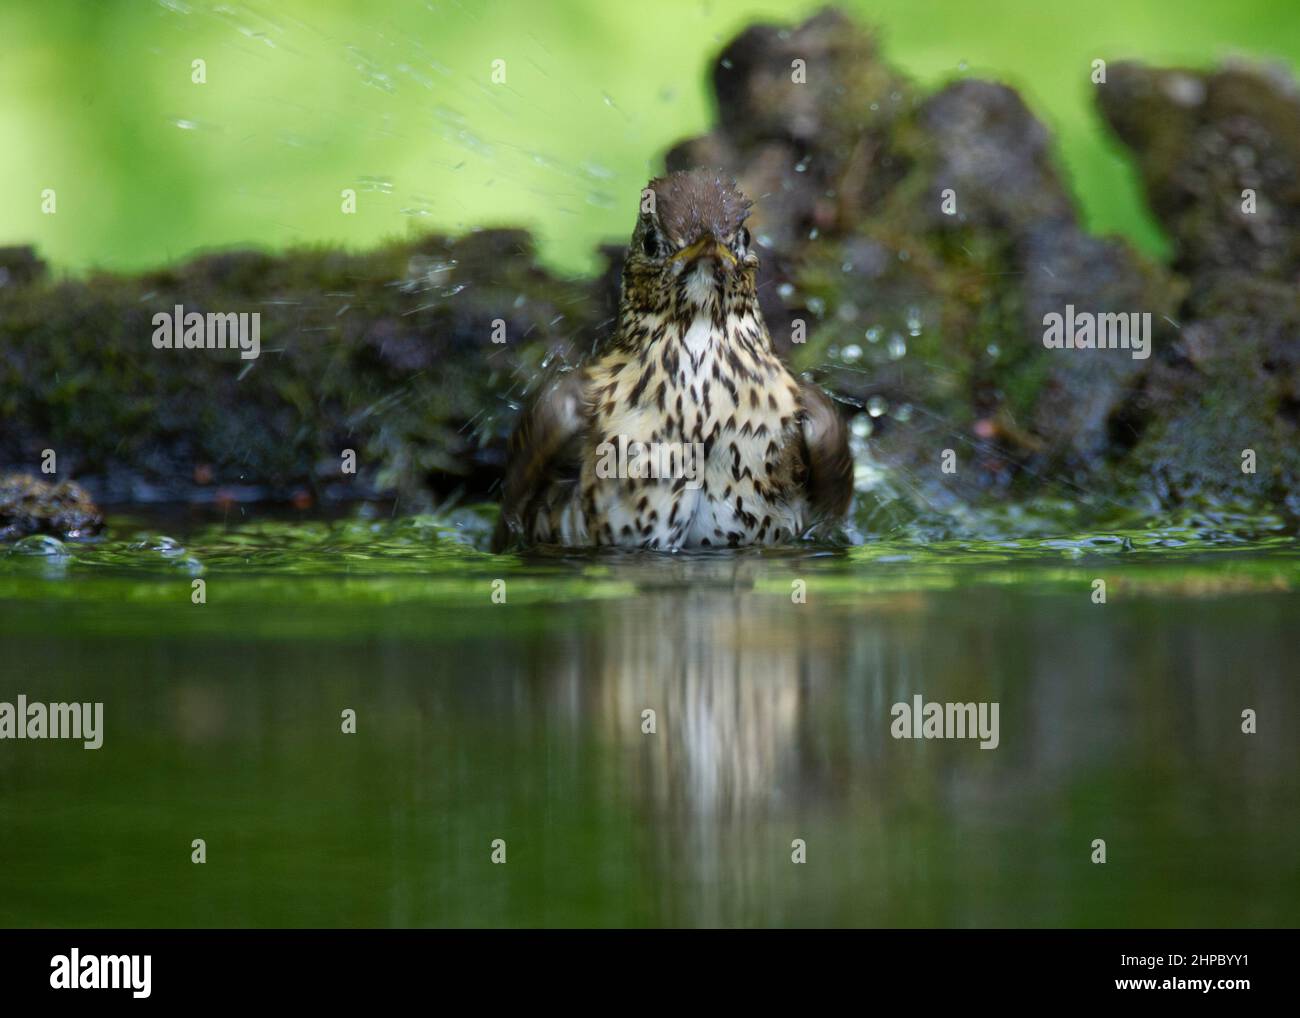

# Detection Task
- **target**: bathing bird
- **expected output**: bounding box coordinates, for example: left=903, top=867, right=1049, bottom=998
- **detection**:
left=493, top=168, right=851, bottom=551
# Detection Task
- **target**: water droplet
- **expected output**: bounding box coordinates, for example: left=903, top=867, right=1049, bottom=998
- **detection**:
left=867, top=395, right=888, bottom=417
left=851, top=415, right=873, bottom=439
left=842, top=344, right=863, bottom=363
left=777, top=282, right=796, bottom=301
left=987, top=343, right=1000, bottom=359
left=895, top=403, right=913, bottom=423
left=865, top=326, right=882, bottom=343
left=9, top=534, right=68, bottom=557
left=887, top=333, right=907, bottom=359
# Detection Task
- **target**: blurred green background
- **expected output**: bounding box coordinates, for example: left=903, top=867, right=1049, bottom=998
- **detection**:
left=4, top=0, right=1300, bottom=277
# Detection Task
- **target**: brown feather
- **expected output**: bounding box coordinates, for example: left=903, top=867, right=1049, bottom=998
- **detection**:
left=647, top=168, right=751, bottom=246
left=492, top=371, right=587, bottom=552
left=797, top=381, right=853, bottom=529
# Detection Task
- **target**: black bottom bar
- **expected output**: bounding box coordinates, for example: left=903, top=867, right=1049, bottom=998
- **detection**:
left=0, top=929, right=1284, bottom=1005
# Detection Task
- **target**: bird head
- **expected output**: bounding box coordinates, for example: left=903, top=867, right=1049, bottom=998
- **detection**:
left=624, top=169, right=757, bottom=313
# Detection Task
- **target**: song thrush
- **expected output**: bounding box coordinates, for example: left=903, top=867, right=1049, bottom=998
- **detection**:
left=493, top=168, right=852, bottom=551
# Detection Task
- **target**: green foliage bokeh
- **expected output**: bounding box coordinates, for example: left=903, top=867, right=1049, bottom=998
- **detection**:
left=3, top=0, right=1299, bottom=276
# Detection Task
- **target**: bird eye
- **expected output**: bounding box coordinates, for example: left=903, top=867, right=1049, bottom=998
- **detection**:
left=738, top=227, right=751, bottom=252
left=642, top=230, right=659, bottom=258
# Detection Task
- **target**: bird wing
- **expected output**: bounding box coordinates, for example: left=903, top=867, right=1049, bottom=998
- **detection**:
left=797, top=381, right=854, bottom=530
left=492, top=370, right=588, bottom=552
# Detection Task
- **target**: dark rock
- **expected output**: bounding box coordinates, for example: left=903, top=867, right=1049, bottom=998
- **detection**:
left=1114, top=274, right=1300, bottom=504
left=0, top=474, right=104, bottom=541
left=1098, top=60, right=1300, bottom=281
left=0, top=235, right=600, bottom=506
left=914, top=81, right=1076, bottom=236
left=1018, top=226, right=1184, bottom=465
left=0, top=247, right=47, bottom=289
left=682, top=7, right=915, bottom=248
left=1094, top=60, right=1300, bottom=504
left=670, top=11, right=1180, bottom=496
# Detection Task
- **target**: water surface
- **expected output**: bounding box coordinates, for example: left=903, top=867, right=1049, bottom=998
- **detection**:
left=1, top=509, right=1296, bottom=927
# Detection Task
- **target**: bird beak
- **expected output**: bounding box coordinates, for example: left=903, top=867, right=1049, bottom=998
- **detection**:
left=669, top=234, right=737, bottom=269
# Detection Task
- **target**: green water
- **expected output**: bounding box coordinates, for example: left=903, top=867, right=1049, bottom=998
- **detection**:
left=1, top=509, right=1296, bottom=927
